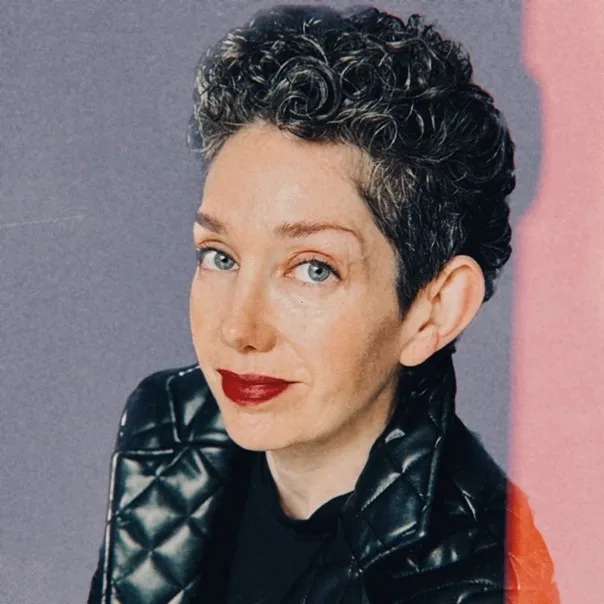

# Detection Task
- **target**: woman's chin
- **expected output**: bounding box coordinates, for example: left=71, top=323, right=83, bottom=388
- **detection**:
left=225, top=431, right=289, bottom=452
left=220, top=414, right=294, bottom=452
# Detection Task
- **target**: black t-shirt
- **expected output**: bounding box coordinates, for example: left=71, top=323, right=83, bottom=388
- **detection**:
left=225, top=453, right=351, bottom=604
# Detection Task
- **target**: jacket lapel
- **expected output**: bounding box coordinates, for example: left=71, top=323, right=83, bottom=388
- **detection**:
left=104, top=366, right=249, bottom=603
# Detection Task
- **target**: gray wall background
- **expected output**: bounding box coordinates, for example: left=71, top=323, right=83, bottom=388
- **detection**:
left=1, top=1, right=539, bottom=602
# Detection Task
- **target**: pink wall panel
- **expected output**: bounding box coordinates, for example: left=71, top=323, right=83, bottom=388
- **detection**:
left=510, top=1, right=604, bottom=601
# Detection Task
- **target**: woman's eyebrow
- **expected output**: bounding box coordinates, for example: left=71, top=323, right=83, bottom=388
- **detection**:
left=195, top=211, right=226, bottom=234
left=195, top=211, right=365, bottom=249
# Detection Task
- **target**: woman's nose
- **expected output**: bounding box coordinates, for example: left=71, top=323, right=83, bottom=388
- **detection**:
left=219, top=278, right=277, bottom=353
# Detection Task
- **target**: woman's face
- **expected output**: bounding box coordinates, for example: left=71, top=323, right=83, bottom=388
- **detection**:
left=190, top=122, right=412, bottom=453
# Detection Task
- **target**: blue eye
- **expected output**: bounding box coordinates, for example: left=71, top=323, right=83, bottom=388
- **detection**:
left=294, top=260, right=337, bottom=284
left=195, top=246, right=236, bottom=271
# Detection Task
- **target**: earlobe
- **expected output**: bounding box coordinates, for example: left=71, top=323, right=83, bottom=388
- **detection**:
left=399, top=324, right=439, bottom=367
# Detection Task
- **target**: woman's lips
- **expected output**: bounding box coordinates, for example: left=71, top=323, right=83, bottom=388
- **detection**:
left=216, top=369, right=294, bottom=406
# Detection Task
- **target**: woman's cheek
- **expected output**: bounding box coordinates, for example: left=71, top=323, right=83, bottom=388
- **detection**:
left=189, top=284, right=212, bottom=341
left=315, top=312, right=362, bottom=361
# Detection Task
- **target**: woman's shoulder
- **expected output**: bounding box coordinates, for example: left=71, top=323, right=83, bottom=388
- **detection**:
left=364, top=418, right=559, bottom=602
left=114, top=363, right=224, bottom=451
left=373, top=418, right=559, bottom=603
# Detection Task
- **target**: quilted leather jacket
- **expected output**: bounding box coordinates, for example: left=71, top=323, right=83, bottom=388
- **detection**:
left=88, top=351, right=558, bottom=603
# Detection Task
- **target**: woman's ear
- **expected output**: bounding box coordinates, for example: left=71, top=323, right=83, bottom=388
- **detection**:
left=399, top=255, right=486, bottom=367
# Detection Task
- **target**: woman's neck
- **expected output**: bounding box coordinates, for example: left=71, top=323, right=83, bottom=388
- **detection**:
left=265, top=382, right=398, bottom=520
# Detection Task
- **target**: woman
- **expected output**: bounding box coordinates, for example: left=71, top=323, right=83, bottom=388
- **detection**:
left=88, top=5, right=558, bottom=603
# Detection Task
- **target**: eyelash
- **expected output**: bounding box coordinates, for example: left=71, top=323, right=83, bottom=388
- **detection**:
left=194, top=243, right=341, bottom=285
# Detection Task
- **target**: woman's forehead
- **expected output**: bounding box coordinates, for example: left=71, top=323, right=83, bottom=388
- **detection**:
left=205, top=123, right=367, bottom=190
left=201, top=124, right=373, bottom=227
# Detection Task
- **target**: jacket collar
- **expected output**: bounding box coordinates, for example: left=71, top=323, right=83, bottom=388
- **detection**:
left=340, top=349, right=456, bottom=569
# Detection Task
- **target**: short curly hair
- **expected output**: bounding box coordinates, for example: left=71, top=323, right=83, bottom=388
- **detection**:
left=188, top=5, right=514, bottom=327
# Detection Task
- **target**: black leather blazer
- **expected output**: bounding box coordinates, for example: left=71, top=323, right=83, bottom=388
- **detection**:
left=88, top=352, right=558, bottom=603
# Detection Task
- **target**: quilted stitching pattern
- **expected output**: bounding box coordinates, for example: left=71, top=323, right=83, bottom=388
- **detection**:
left=92, top=366, right=245, bottom=603
left=110, top=449, right=215, bottom=604
left=108, top=447, right=230, bottom=602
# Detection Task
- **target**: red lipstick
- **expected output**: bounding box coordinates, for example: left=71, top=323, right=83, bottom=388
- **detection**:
left=216, top=369, right=294, bottom=406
